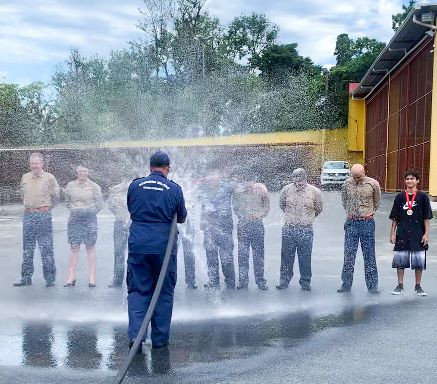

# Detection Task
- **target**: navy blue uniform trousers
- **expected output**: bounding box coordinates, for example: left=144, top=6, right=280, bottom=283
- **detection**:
left=112, top=220, right=129, bottom=286
left=237, top=220, right=266, bottom=288
left=341, top=218, right=378, bottom=290
left=127, top=253, right=177, bottom=347
left=279, top=225, right=313, bottom=288
left=22, top=211, right=56, bottom=283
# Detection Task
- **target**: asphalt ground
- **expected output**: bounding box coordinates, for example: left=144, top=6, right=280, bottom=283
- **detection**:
left=1, top=190, right=436, bottom=383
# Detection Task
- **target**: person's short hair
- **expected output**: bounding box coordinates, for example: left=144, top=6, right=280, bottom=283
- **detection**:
left=292, top=168, right=307, bottom=180
left=150, top=151, right=170, bottom=167
left=404, top=169, right=420, bottom=180
left=29, top=152, right=44, bottom=163
left=76, top=165, right=89, bottom=173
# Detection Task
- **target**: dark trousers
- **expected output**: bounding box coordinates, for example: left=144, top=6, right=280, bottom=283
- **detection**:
left=112, top=220, right=129, bottom=285
left=181, top=235, right=196, bottom=286
left=237, top=220, right=266, bottom=288
left=127, top=253, right=177, bottom=347
left=279, top=226, right=313, bottom=288
left=22, top=211, right=56, bottom=283
left=341, top=218, right=378, bottom=290
left=204, top=224, right=235, bottom=289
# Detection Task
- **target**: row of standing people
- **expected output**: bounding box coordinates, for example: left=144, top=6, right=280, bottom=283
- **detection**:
left=13, top=153, right=432, bottom=297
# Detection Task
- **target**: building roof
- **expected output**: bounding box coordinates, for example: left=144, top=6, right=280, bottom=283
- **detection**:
left=352, top=4, right=437, bottom=99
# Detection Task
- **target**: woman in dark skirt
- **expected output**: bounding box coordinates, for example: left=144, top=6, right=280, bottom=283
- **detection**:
left=64, top=166, right=103, bottom=287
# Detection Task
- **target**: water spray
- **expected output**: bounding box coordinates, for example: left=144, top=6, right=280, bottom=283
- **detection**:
left=113, top=213, right=178, bottom=384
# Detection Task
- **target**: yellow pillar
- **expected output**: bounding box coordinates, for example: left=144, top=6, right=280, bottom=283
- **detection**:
left=429, top=31, right=437, bottom=198
left=347, top=95, right=365, bottom=164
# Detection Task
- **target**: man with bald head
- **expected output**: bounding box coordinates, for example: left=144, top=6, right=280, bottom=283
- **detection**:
left=276, top=168, right=323, bottom=291
left=337, top=163, right=381, bottom=294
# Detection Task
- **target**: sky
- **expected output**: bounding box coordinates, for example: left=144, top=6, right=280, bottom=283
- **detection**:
left=0, top=0, right=412, bottom=86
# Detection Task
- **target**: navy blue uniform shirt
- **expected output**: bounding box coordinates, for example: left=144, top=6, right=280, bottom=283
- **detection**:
left=127, top=171, right=187, bottom=257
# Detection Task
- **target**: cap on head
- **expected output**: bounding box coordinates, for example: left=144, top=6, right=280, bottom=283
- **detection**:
left=292, top=168, right=307, bottom=181
left=150, top=151, right=170, bottom=167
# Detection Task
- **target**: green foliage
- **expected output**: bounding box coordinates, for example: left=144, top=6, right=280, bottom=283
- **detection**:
left=224, top=13, right=279, bottom=68
left=0, top=82, right=59, bottom=147
left=327, top=34, right=385, bottom=127
left=255, top=43, right=322, bottom=80
left=392, top=1, right=416, bottom=31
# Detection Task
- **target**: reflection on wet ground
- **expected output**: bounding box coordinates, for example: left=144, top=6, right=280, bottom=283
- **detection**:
left=17, top=305, right=370, bottom=376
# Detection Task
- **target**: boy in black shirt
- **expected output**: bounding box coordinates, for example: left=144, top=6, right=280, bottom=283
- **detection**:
left=389, top=170, right=432, bottom=296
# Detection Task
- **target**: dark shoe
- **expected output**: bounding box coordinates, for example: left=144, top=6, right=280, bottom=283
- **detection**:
left=187, top=283, right=198, bottom=290
left=63, top=280, right=76, bottom=287
left=337, top=287, right=351, bottom=293
left=46, top=281, right=55, bottom=287
left=237, top=285, right=248, bottom=290
left=391, top=284, right=404, bottom=295
left=151, top=345, right=170, bottom=374
left=152, top=343, right=169, bottom=349
left=88, top=282, right=96, bottom=288
left=129, top=340, right=143, bottom=354
left=13, top=278, right=31, bottom=287
left=204, top=283, right=219, bottom=290
left=258, top=284, right=269, bottom=291
left=108, top=283, right=122, bottom=288
left=276, top=283, right=288, bottom=290
left=368, top=288, right=380, bottom=295
left=301, top=285, right=311, bottom=292
left=415, top=285, right=427, bottom=296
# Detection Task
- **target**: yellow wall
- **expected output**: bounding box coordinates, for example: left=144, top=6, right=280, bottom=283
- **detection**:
left=347, top=97, right=365, bottom=153
left=2, top=128, right=356, bottom=165
left=429, top=31, right=437, bottom=198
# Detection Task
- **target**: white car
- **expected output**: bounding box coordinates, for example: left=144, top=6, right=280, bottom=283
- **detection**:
left=320, top=161, right=350, bottom=187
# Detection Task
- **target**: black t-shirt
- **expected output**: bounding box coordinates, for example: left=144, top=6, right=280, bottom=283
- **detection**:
left=389, top=190, right=433, bottom=251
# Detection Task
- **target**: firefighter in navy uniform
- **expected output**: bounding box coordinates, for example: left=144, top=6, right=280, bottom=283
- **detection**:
left=127, top=151, right=187, bottom=351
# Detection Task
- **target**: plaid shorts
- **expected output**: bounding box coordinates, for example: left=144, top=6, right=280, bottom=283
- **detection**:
left=392, top=250, right=426, bottom=270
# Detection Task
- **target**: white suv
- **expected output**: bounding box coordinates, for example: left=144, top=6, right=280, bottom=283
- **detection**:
left=320, top=161, right=350, bottom=187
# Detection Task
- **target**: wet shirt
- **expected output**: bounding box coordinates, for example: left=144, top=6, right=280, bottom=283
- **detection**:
left=389, top=191, right=433, bottom=251
left=342, top=176, right=381, bottom=217
left=20, top=171, right=60, bottom=209
left=108, top=181, right=130, bottom=222
left=127, top=171, right=187, bottom=256
left=233, top=183, right=270, bottom=221
left=65, top=179, right=103, bottom=213
left=279, top=183, right=323, bottom=227
left=200, top=180, right=234, bottom=228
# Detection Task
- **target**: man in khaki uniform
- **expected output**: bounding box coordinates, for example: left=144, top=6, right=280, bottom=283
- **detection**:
left=337, top=164, right=381, bottom=294
left=14, top=152, right=59, bottom=287
left=276, top=168, right=323, bottom=291
left=233, top=179, right=270, bottom=290
left=107, top=180, right=131, bottom=287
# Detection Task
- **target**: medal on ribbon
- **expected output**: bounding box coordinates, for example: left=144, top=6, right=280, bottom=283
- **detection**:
left=405, top=190, right=417, bottom=216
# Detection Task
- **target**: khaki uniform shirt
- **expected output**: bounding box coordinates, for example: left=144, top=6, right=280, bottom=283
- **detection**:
left=65, top=179, right=103, bottom=213
left=20, top=171, right=60, bottom=209
left=108, top=181, right=130, bottom=222
left=279, top=183, right=323, bottom=227
left=233, top=183, right=270, bottom=221
left=341, top=176, right=381, bottom=217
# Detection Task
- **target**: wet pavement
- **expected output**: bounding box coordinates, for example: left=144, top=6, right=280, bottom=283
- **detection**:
left=1, top=191, right=437, bottom=383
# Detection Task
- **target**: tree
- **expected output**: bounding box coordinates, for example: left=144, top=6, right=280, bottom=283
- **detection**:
left=0, top=82, right=59, bottom=147
left=334, top=33, right=353, bottom=66
left=327, top=34, right=386, bottom=127
left=225, top=13, right=278, bottom=69
left=392, top=1, right=416, bottom=31
left=255, top=43, right=322, bottom=81
left=137, top=0, right=175, bottom=78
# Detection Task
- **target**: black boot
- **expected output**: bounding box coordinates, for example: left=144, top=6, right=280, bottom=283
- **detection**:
left=13, top=278, right=31, bottom=287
